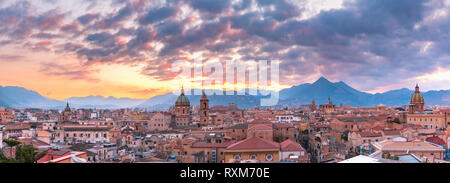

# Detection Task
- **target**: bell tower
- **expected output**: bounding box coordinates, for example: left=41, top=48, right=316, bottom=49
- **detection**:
left=199, top=90, right=209, bottom=126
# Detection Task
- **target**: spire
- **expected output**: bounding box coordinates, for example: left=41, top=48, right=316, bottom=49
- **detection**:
left=415, top=83, right=420, bottom=93
left=181, top=83, right=184, bottom=94
left=65, top=101, right=71, bottom=111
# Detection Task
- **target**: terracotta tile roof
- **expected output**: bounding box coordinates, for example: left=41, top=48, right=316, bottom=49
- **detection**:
left=226, top=136, right=280, bottom=151
left=248, top=124, right=272, bottom=130
left=372, top=125, right=385, bottom=131
left=18, top=138, right=50, bottom=148
left=191, top=141, right=235, bottom=148
left=250, top=119, right=272, bottom=124
left=181, top=136, right=198, bottom=144
left=438, top=109, right=450, bottom=113
left=374, top=116, right=389, bottom=121
left=273, top=123, right=294, bottom=128
left=227, top=123, right=248, bottom=129
left=382, top=130, right=401, bottom=136
left=311, top=123, right=329, bottom=128
left=63, top=125, right=112, bottom=132
left=425, top=136, right=445, bottom=146
left=359, top=131, right=382, bottom=138
left=280, top=139, right=305, bottom=152
left=4, top=124, right=30, bottom=131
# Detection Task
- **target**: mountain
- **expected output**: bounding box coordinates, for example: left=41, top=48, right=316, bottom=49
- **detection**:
left=279, top=77, right=371, bottom=106
left=140, top=77, right=450, bottom=109
left=279, top=77, right=450, bottom=107
left=64, top=96, right=145, bottom=109
left=0, top=86, right=64, bottom=109
left=137, top=89, right=263, bottom=110
left=1, top=77, right=449, bottom=109
left=0, top=86, right=144, bottom=109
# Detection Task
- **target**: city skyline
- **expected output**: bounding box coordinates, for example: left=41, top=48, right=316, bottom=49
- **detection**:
left=0, top=0, right=449, bottom=100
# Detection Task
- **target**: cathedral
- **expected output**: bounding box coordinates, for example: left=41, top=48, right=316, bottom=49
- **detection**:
left=59, top=102, right=72, bottom=122
left=406, top=84, right=449, bottom=129
left=319, top=97, right=336, bottom=113
left=172, top=87, right=191, bottom=128
left=408, top=84, right=424, bottom=114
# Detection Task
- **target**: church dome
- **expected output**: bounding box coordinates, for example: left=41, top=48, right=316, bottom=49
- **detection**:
left=176, top=87, right=190, bottom=104
left=64, top=102, right=71, bottom=112
left=410, top=84, right=424, bottom=104
left=176, top=93, right=190, bottom=104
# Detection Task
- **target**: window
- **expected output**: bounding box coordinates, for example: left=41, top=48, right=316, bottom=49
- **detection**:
left=250, top=154, right=257, bottom=159
left=234, top=154, right=240, bottom=159
left=266, top=154, right=273, bottom=161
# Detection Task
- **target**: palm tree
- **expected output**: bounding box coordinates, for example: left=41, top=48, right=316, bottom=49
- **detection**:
left=3, top=138, right=21, bottom=159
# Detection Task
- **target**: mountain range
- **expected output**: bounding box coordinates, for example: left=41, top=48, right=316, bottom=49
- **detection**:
left=0, top=86, right=144, bottom=109
left=1, top=77, right=449, bottom=109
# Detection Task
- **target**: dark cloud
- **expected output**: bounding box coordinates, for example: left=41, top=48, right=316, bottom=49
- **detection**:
left=190, top=0, right=231, bottom=13
left=85, top=32, right=116, bottom=46
left=93, top=3, right=133, bottom=29
left=257, top=0, right=301, bottom=21
left=0, top=0, right=448, bottom=91
left=77, top=13, right=100, bottom=25
left=138, top=7, right=178, bottom=25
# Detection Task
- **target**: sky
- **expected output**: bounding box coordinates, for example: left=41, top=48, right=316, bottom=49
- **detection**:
left=0, top=0, right=449, bottom=100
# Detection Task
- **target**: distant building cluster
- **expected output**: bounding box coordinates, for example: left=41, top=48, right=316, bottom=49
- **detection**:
left=0, top=84, right=449, bottom=163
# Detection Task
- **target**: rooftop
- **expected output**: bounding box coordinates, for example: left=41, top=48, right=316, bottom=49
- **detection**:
left=374, top=140, right=445, bottom=151
left=280, top=139, right=305, bottom=152
left=226, top=136, right=280, bottom=151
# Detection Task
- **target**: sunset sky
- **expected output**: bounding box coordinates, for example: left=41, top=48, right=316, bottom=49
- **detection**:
left=0, top=0, right=449, bottom=100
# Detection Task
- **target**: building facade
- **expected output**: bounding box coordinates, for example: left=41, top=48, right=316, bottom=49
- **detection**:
left=319, top=97, right=336, bottom=113
left=173, top=88, right=191, bottom=128
left=406, top=84, right=449, bottom=129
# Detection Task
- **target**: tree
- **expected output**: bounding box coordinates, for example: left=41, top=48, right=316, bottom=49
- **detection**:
left=3, top=138, right=21, bottom=159
left=1, top=139, right=46, bottom=163
left=15, top=144, right=47, bottom=163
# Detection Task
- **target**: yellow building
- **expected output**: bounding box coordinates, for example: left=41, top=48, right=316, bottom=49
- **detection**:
left=406, top=84, right=449, bottom=129
left=224, top=136, right=280, bottom=163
